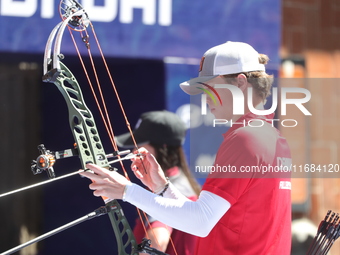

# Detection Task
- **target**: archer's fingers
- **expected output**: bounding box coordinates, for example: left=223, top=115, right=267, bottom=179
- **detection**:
left=91, top=184, right=124, bottom=199
left=131, top=164, right=144, bottom=179
left=132, top=148, right=159, bottom=168
left=131, top=159, right=143, bottom=170
left=91, top=187, right=104, bottom=197
left=85, top=163, right=112, bottom=175
left=79, top=166, right=110, bottom=182
left=146, top=152, right=158, bottom=165
left=133, top=147, right=148, bottom=155
left=89, top=182, right=104, bottom=190
left=79, top=170, right=98, bottom=180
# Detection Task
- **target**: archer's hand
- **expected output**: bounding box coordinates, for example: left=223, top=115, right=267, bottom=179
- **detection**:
left=131, top=147, right=168, bottom=194
left=79, top=163, right=130, bottom=199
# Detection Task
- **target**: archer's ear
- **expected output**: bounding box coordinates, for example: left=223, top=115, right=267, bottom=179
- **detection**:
left=236, top=74, right=248, bottom=92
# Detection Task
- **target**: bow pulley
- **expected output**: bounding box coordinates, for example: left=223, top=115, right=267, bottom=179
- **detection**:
left=59, top=0, right=89, bottom=31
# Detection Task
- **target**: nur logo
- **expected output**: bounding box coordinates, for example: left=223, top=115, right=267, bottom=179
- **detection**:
left=200, top=84, right=312, bottom=117
left=198, top=82, right=223, bottom=115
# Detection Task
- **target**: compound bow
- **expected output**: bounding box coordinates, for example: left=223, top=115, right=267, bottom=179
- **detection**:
left=26, top=1, right=170, bottom=254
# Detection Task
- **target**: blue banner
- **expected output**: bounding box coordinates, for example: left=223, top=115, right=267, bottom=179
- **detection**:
left=0, top=0, right=280, bottom=61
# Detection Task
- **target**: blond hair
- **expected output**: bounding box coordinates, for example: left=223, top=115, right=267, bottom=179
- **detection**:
left=222, top=54, right=274, bottom=100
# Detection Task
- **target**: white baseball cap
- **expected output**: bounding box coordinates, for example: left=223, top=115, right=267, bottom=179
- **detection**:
left=180, top=41, right=266, bottom=95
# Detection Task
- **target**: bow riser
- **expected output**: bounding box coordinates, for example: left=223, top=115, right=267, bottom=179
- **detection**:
left=45, top=58, right=139, bottom=255
left=51, top=62, right=108, bottom=169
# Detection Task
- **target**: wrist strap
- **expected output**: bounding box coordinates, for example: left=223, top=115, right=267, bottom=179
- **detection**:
left=156, top=178, right=170, bottom=197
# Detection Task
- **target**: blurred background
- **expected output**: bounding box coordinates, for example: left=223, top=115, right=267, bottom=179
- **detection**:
left=0, top=0, right=339, bottom=254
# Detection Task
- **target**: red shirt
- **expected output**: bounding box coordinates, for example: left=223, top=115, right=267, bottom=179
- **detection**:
left=196, top=113, right=292, bottom=255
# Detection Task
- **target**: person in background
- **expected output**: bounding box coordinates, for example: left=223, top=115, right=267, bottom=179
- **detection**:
left=115, top=110, right=200, bottom=255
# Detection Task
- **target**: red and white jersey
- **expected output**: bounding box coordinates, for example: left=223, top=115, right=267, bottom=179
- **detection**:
left=197, top=112, right=292, bottom=255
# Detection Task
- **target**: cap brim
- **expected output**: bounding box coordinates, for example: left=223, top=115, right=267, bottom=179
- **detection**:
left=179, top=75, right=218, bottom=95
left=115, top=132, right=149, bottom=148
left=115, top=132, right=134, bottom=148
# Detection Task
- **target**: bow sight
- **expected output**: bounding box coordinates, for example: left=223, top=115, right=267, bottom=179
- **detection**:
left=30, top=143, right=133, bottom=179
left=31, top=144, right=56, bottom=179
left=31, top=144, right=81, bottom=179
